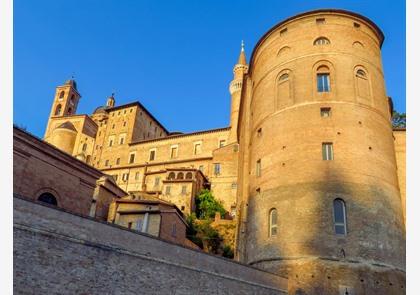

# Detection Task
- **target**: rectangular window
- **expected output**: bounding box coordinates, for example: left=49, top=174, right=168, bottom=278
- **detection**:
left=320, top=107, right=331, bottom=117
left=257, top=128, right=262, bottom=137
left=154, top=177, right=160, bottom=187
left=135, top=172, right=140, bottom=180
left=165, top=186, right=171, bottom=195
left=128, top=222, right=133, bottom=229
left=108, top=139, right=113, bottom=147
left=322, top=143, right=334, bottom=160
left=181, top=185, right=187, bottom=195
left=171, top=224, right=177, bottom=237
left=316, top=18, right=326, bottom=24
left=149, top=150, right=156, bottom=161
left=105, top=159, right=109, bottom=166
left=219, top=140, right=226, bottom=148
left=122, top=173, right=129, bottom=181
left=170, top=146, right=178, bottom=159
left=129, top=153, right=136, bottom=164
left=214, top=163, right=221, bottom=175
left=113, top=174, right=118, bottom=181
left=256, top=159, right=262, bottom=177
left=317, top=74, right=330, bottom=92
left=194, top=142, right=202, bottom=155
left=119, top=136, right=125, bottom=145
left=116, top=158, right=120, bottom=165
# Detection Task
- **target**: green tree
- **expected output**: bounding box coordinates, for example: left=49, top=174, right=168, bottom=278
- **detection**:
left=195, top=189, right=226, bottom=219
left=392, top=111, right=406, bottom=128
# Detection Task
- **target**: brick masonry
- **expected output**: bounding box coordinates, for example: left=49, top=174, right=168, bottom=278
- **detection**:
left=13, top=197, right=287, bottom=294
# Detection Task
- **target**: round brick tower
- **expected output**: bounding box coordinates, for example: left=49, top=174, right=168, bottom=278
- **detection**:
left=235, top=9, right=405, bottom=295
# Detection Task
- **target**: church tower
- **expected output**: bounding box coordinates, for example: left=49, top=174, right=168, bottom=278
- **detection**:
left=228, top=41, right=248, bottom=143
left=44, top=79, right=81, bottom=140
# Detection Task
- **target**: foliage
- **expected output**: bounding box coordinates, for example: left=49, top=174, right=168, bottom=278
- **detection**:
left=195, top=189, right=226, bottom=219
left=392, top=111, right=406, bottom=128
left=222, top=245, right=234, bottom=259
left=185, top=214, right=223, bottom=254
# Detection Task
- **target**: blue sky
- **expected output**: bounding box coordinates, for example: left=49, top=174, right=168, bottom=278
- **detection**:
left=14, top=0, right=406, bottom=137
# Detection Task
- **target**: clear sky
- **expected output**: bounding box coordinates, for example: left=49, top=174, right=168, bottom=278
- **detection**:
left=14, top=0, right=406, bottom=137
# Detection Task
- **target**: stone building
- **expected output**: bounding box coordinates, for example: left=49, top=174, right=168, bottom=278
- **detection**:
left=13, top=125, right=126, bottom=220
left=107, top=195, right=190, bottom=246
left=234, top=9, right=406, bottom=295
left=44, top=84, right=239, bottom=216
left=38, top=8, right=406, bottom=295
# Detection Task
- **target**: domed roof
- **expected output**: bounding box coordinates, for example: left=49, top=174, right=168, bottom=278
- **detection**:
left=56, top=121, right=77, bottom=132
left=93, top=105, right=111, bottom=114
left=65, top=79, right=77, bottom=90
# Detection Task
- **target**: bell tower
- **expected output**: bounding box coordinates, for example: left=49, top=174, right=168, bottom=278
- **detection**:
left=44, top=79, right=81, bottom=138
left=228, top=41, right=248, bottom=143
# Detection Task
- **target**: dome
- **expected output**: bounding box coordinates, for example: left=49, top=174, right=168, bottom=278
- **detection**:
left=93, top=105, right=111, bottom=114
left=56, top=121, right=77, bottom=132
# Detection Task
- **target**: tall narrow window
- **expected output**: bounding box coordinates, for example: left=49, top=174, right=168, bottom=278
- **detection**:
left=105, top=159, right=109, bottom=166
left=59, top=91, right=65, bottom=99
left=165, top=186, right=171, bottom=195
left=170, top=146, right=178, bottom=159
left=317, top=73, right=330, bottom=92
left=355, top=69, right=370, bottom=100
left=322, top=143, right=334, bottom=160
left=129, top=153, right=136, bottom=164
left=149, top=150, right=156, bottom=161
left=154, top=177, right=160, bottom=187
left=82, top=143, right=87, bottom=152
left=54, top=104, right=62, bottom=116
left=135, top=172, right=140, bottom=180
left=333, top=199, right=347, bottom=235
left=277, top=72, right=292, bottom=109
left=181, top=185, right=187, bottom=195
left=116, top=158, right=120, bottom=165
left=269, top=209, right=278, bottom=237
left=171, top=224, right=177, bottom=237
left=214, top=163, right=221, bottom=175
left=256, top=159, right=262, bottom=177
left=194, top=142, right=202, bottom=155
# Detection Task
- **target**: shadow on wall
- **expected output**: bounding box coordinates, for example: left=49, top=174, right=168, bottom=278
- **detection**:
left=245, top=163, right=405, bottom=295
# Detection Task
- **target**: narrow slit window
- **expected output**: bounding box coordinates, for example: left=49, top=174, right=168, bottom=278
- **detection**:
left=256, top=159, right=262, bottom=177
left=269, top=209, right=278, bottom=237
left=333, top=199, right=347, bottom=235
left=322, top=143, right=334, bottom=160
left=149, top=150, right=156, bottom=161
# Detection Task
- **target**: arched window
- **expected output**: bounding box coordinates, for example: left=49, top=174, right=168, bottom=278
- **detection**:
left=177, top=172, right=184, bottom=180
left=316, top=66, right=331, bottom=92
left=277, top=71, right=292, bottom=109
left=186, top=172, right=193, bottom=179
left=67, top=107, right=72, bottom=115
left=355, top=68, right=370, bottom=100
left=314, top=37, right=330, bottom=45
left=54, top=104, right=62, bottom=116
left=353, top=41, right=364, bottom=49
left=168, top=172, right=175, bottom=180
left=59, top=91, right=65, bottom=99
left=277, top=46, right=291, bottom=56
left=70, top=94, right=75, bottom=105
left=269, top=208, right=278, bottom=237
left=38, top=193, right=57, bottom=206
left=333, top=199, right=347, bottom=235
left=82, top=143, right=87, bottom=152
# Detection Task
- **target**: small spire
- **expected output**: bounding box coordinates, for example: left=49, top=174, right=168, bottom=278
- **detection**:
left=237, top=40, right=247, bottom=65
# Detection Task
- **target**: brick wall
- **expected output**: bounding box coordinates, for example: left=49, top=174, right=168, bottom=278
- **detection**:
left=13, top=197, right=287, bottom=294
